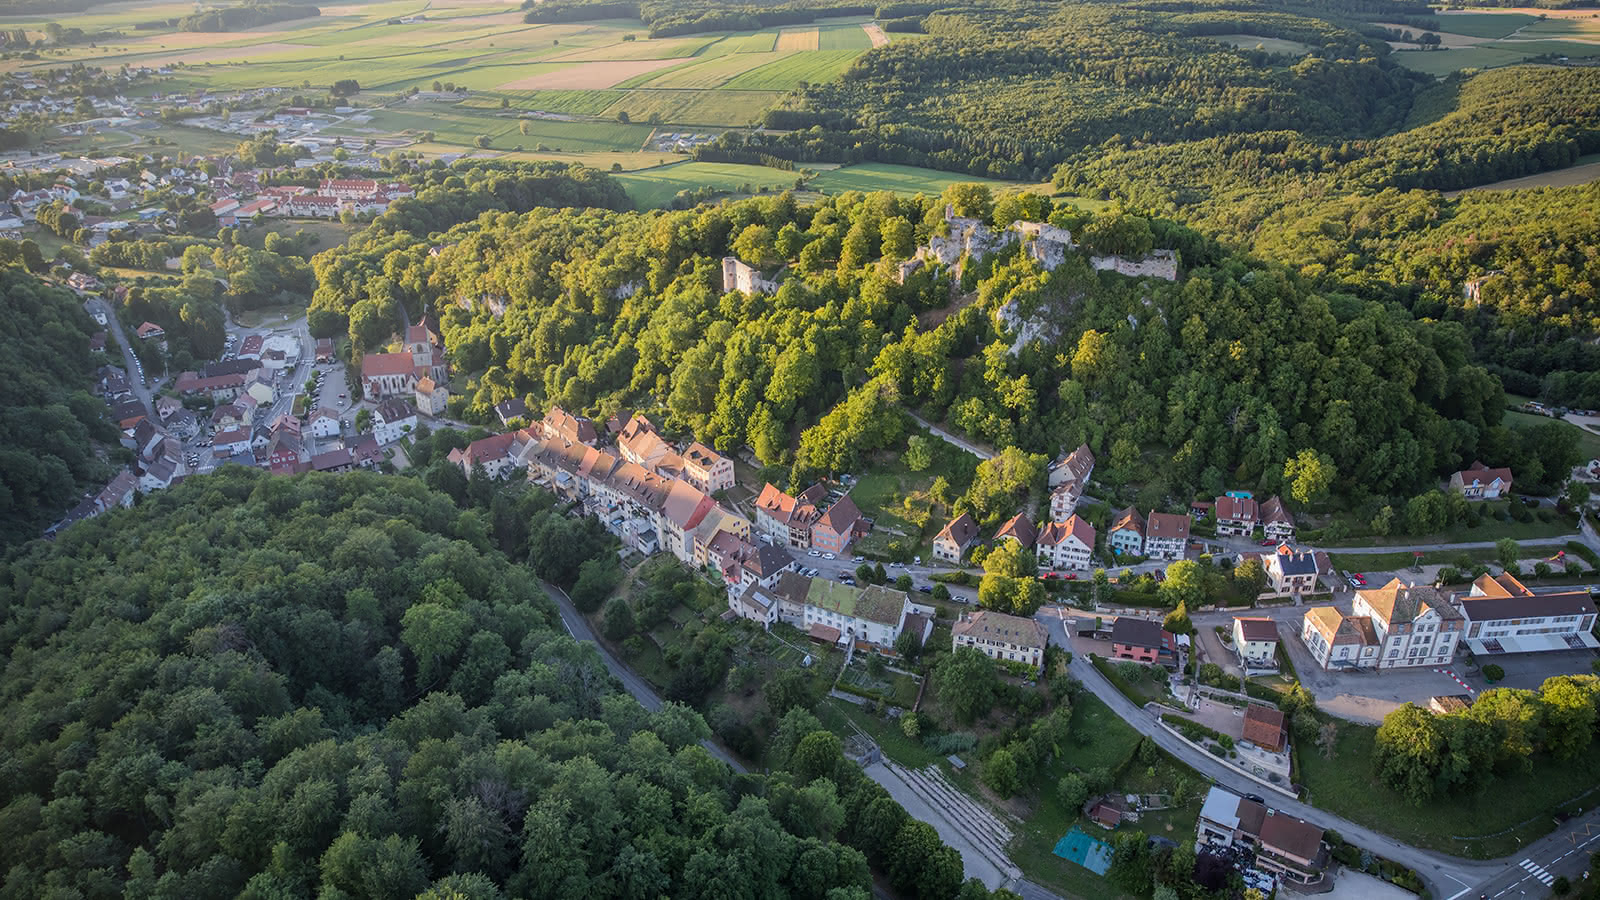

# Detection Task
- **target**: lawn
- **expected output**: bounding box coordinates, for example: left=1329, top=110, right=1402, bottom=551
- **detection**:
left=1299, top=719, right=1600, bottom=857
left=1388, top=45, right=1531, bottom=76
left=1503, top=408, right=1600, bottom=461
left=614, top=160, right=798, bottom=208
left=720, top=49, right=864, bottom=90
left=239, top=218, right=362, bottom=253
left=810, top=162, right=1028, bottom=197
left=1008, top=693, right=1190, bottom=900
left=1317, top=503, right=1582, bottom=551
left=837, top=659, right=922, bottom=707
left=817, top=697, right=944, bottom=769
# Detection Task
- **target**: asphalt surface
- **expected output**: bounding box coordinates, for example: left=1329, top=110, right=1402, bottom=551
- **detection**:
left=87, top=297, right=153, bottom=417
left=1034, top=607, right=1502, bottom=900
left=1475, top=810, right=1600, bottom=899
left=541, top=579, right=747, bottom=774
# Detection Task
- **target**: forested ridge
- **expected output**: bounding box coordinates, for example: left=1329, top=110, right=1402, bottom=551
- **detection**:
left=0, top=263, right=116, bottom=550
left=0, top=469, right=1008, bottom=900
left=307, top=182, right=1507, bottom=506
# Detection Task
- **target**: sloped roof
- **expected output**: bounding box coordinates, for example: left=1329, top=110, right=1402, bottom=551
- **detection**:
left=1111, top=616, right=1165, bottom=650
left=936, top=512, right=980, bottom=548
left=1259, top=811, right=1323, bottom=861
left=361, top=351, right=415, bottom=377
left=994, top=512, right=1037, bottom=548
left=1146, top=511, right=1190, bottom=541
left=1214, top=495, right=1259, bottom=522
left=1359, top=579, right=1460, bottom=626
left=953, top=610, right=1046, bottom=651
left=1260, top=495, right=1293, bottom=527
left=1234, top=616, right=1279, bottom=643
left=1455, top=461, right=1513, bottom=486
left=816, top=493, right=861, bottom=534
left=1055, top=443, right=1095, bottom=482
left=1268, top=545, right=1318, bottom=577
left=1110, top=506, right=1144, bottom=536
left=1242, top=705, right=1286, bottom=752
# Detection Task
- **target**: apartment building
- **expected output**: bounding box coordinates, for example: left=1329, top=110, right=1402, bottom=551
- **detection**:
left=1300, top=606, right=1380, bottom=670
left=1231, top=616, right=1280, bottom=672
left=1262, top=544, right=1318, bottom=595
left=1108, top=506, right=1145, bottom=557
left=1213, top=494, right=1259, bottom=537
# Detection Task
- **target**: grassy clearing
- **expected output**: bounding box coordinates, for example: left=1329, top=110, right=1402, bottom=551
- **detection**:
left=336, top=106, right=655, bottom=150
left=1446, top=153, right=1600, bottom=196
left=239, top=218, right=362, bottom=252
left=1319, top=508, right=1580, bottom=554
left=1503, top=408, right=1600, bottom=461
left=1327, top=549, right=1499, bottom=572
left=810, top=162, right=1026, bottom=196
left=1008, top=693, right=1182, bottom=900
left=614, top=160, right=798, bottom=207
left=603, top=89, right=782, bottom=127
left=721, top=48, right=863, bottom=89
left=1300, top=719, right=1600, bottom=857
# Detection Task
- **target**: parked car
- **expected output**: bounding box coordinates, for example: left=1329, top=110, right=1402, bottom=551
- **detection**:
left=822, top=552, right=835, bottom=560
left=852, top=555, right=864, bottom=563
left=917, top=586, right=932, bottom=594
left=808, top=549, right=821, bottom=557
left=914, top=556, right=922, bottom=565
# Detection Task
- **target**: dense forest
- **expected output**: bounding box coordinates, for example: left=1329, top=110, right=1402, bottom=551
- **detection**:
left=0, top=263, right=115, bottom=549
left=306, top=181, right=1508, bottom=509
left=0, top=470, right=1013, bottom=900
left=178, top=2, right=318, bottom=32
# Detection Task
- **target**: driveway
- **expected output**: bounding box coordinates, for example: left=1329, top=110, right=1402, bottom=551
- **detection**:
left=1193, top=624, right=1243, bottom=679
left=908, top=411, right=994, bottom=460
left=1032, top=607, right=1501, bottom=900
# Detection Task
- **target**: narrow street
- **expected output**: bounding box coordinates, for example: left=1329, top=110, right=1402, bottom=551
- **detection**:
left=87, top=297, right=153, bottom=417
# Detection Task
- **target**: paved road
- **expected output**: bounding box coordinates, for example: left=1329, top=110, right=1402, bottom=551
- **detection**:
left=1476, top=811, right=1600, bottom=900
left=1035, top=608, right=1500, bottom=900
left=86, top=297, right=152, bottom=417
left=540, top=579, right=747, bottom=773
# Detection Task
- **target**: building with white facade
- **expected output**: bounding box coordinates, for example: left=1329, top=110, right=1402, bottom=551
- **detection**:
left=1352, top=578, right=1463, bottom=669
left=1037, top=514, right=1095, bottom=570
left=1458, top=573, right=1598, bottom=655
left=952, top=610, right=1048, bottom=669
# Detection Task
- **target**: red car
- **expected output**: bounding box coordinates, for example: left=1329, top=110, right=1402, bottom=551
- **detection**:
left=1064, top=573, right=1078, bottom=581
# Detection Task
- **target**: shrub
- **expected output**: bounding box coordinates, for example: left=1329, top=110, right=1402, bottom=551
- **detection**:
left=1483, top=663, right=1505, bottom=683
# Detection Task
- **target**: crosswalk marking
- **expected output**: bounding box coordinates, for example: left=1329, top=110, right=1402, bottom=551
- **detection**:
left=1520, top=858, right=1555, bottom=886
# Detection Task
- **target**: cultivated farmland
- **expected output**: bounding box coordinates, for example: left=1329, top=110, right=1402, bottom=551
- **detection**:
left=721, top=50, right=863, bottom=90
left=615, top=160, right=798, bottom=208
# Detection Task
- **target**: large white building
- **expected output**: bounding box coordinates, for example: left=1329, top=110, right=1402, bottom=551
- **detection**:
left=952, top=610, right=1047, bottom=668
left=1351, top=578, right=1463, bottom=669
left=765, top=573, right=918, bottom=650
left=1458, top=573, right=1598, bottom=655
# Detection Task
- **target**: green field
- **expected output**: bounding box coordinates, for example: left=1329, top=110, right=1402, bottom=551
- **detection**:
left=1427, top=12, right=1542, bottom=38
left=818, top=23, right=873, bottom=51
left=701, top=31, right=781, bottom=54
left=603, top=89, right=781, bottom=127
left=1300, top=719, right=1600, bottom=857
left=811, top=162, right=1028, bottom=196
left=1504, top=408, right=1600, bottom=461
left=638, top=51, right=787, bottom=88
left=615, top=160, right=799, bottom=207
left=721, top=49, right=864, bottom=90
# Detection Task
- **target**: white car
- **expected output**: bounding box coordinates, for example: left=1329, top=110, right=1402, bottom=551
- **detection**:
left=852, top=555, right=863, bottom=563
left=822, top=553, right=835, bottom=560
left=808, top=549, right=821, bottom=557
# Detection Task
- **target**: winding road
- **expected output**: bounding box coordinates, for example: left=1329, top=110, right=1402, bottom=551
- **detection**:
left=1036, top=608, right=1504, bottom=900
left=540, top=579, right=747, bottom=773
